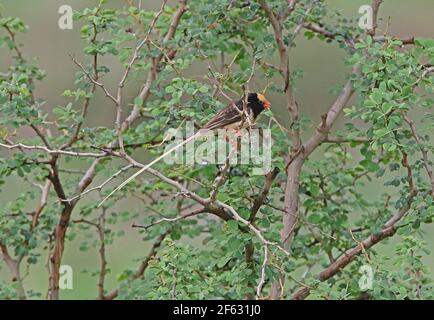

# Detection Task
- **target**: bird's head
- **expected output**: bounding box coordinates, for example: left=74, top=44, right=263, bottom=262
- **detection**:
left=247, top=93, right=271, bottom=118
left=256, top=93, right=271, bottom=109
left=248, top=92, right=271, bottom=110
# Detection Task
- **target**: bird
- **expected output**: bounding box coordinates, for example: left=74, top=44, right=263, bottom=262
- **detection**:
left=98, top=92, right=271, bottom=206
left=202, top=92, right=271, bottom=130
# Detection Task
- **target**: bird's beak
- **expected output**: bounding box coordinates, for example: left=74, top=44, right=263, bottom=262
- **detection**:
left=257, top=93, right=271, bottom=109
left=263, top=99, right=271, bottom=109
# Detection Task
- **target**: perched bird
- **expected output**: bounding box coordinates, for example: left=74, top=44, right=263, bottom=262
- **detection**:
left=99, top=92, right=271, bottom=206
left=202, top=92, right=271, bottom=130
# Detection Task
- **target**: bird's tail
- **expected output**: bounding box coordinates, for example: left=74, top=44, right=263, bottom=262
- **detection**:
left=98, top=129, right=207, bottom=207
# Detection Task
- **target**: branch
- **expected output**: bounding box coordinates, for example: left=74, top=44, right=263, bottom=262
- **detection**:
left=104, top=230, right=170, bottom=300
left=279, top=0, right=300, bottom=22
left=0, top=242, right=26, bottom=299
left=303, top=64, right=361, bottom=157
left=272, top=63, right=360, bottom=299
left=2, top=23, right=52, bottom=148
left=29, top=124, right=52, bottom=149
left=108, top=147, right=288, bottom=299
left=2, top=24, right=24, bottom=60
left=64, top=15, right=100, bottom=148
left=45, top=0, right=188, bottom=301
left=368, top=0, right=383, bottom=36
left=304, top=24, right=419, bottom=48
left=292, top=191, right=417, bottom=300
left=259, top=0, right=301, bottom=299
left=0, top=142, right=107, bottom=158
left=147, top=167, right=211, bottom=208
left=121, top=0, right=187, bottom=132
left=74, top=203, right=108, bottom=299
left=250, top=167, right=280, bottom=220
left=61, top=165, right=133, bottom=203
left=31, top=180, right=51, bottom=230
left=323, top=136, right=371, bottom=144
left=116, top=0, right=169, bottom=153
left=404, top=116, right=434, bottom=198
left=73, top=218, right=99, bottom=228
left=302, top=22, right=355, bottom=49
left=117, top=0, right=168, bottom=90
left=69, top=0, right=189, bottom=240
left=132, top=207, right=205, bottom=230
left=97, top=205, right=108, bottom=300
left=209, top=150, right=234, bottom=202
left=258, top=0, right=287, bottom=73
left=70, top=55, right=118, bottom=104
left=218, top=202, right=289, bottom=299
left=293, top=225, right=392, bottom=299
left=373, top=35, right=416, bottom=45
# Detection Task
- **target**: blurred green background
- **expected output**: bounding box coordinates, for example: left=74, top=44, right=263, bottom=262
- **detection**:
left=1, top=0, right=434, bottom=299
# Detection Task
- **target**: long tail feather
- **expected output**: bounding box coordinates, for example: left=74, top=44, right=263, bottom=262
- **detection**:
left=98, top=130, right=206, bottom=207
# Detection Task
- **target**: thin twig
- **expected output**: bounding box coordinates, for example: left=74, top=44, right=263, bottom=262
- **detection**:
left=0, top=142, right=107, bottom=158
left=60, top=165, right=133, bottom=203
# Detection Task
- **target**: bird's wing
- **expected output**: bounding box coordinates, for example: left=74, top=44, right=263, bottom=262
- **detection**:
left=203, top=102, right=242, bottom=130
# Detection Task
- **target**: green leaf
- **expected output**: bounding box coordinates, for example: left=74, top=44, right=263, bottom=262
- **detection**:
left=373, top=128, right=389, bottom=138
left=165, top=86, right=175, bottom=93
left=371, top=91, right=383, bottom=104
left=226, top=220, right=238, bottom=232
left=198, top=85, right=208, bottom=93
left=381, top=102, right=393, bottom=114
left=217, top=256, right=231, bottom=268
left=308, top=213, right=321, bottom=224
left=383, top=143, right=397, bottom=152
